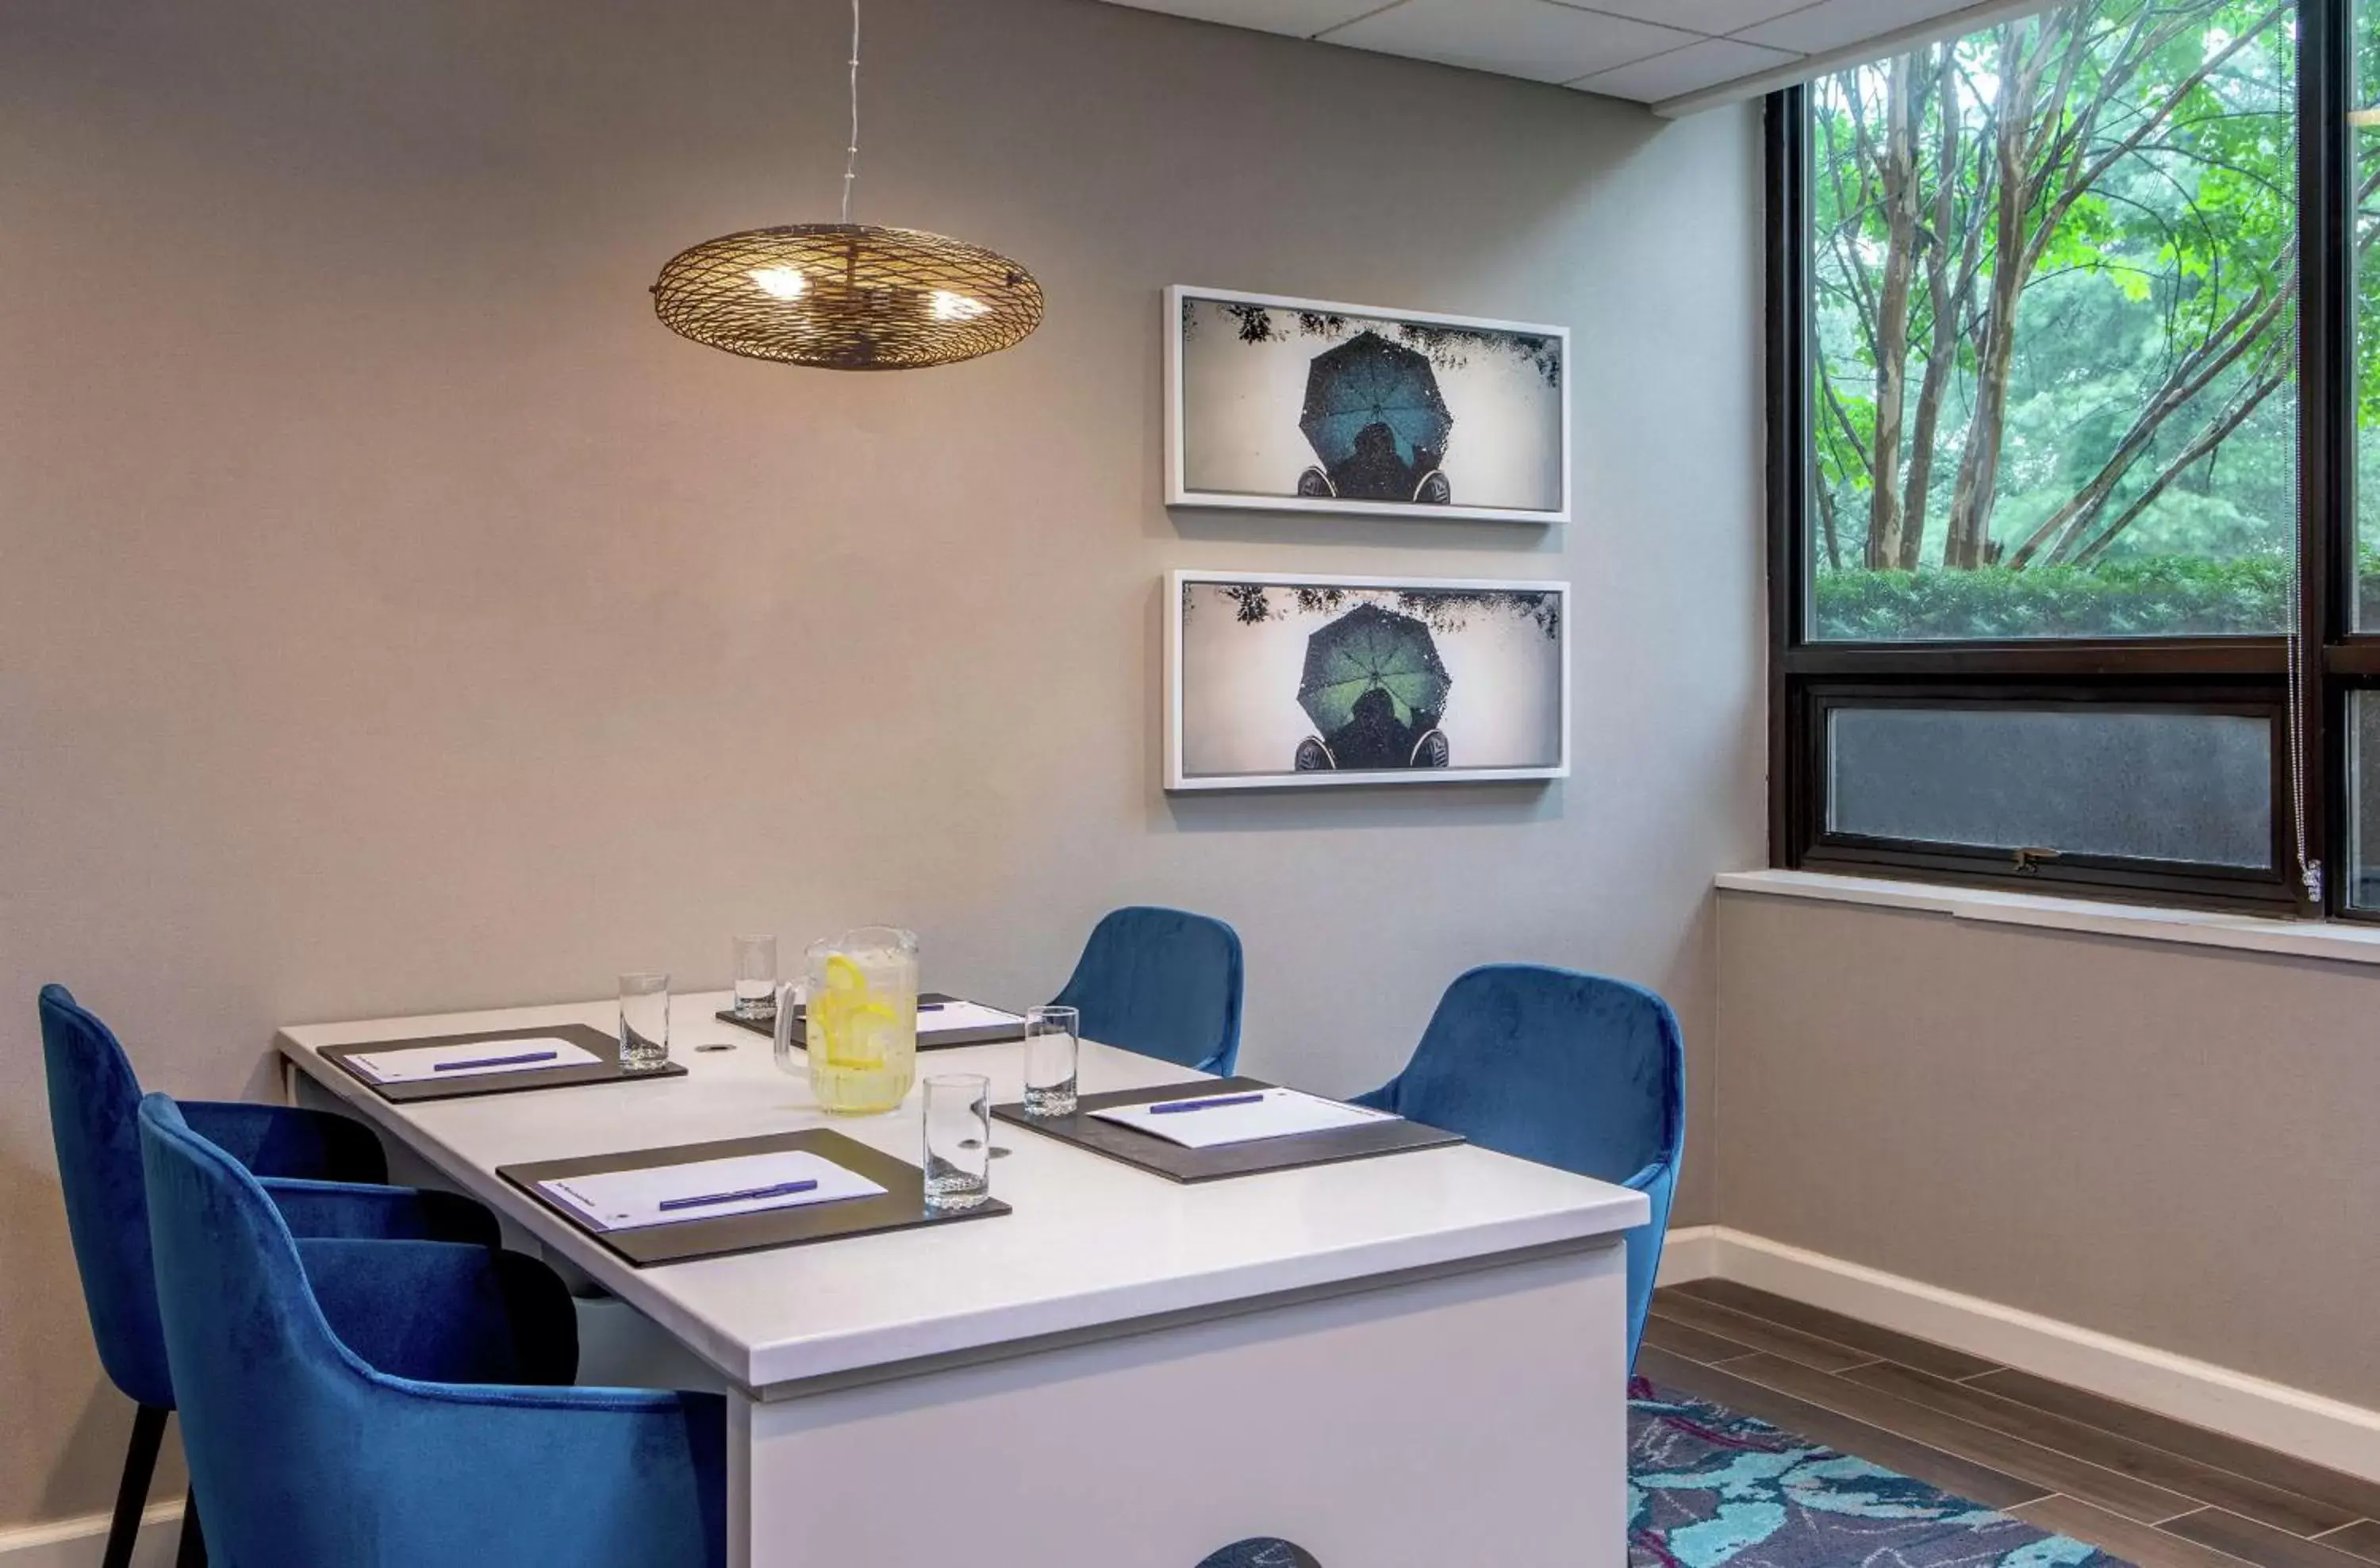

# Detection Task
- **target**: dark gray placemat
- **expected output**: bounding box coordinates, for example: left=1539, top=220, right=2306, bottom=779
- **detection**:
left=716, top=993, right=1030, bottom=1049
left=497, top=1128, right=1009, bottom=1267
left=991, top=1077, right=1464, bottom=1184
left=320, top=1023, right=689, bottom=1104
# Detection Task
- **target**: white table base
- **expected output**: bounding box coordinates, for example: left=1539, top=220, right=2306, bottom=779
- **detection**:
left=730, top=1240, right=1627, bottom=1568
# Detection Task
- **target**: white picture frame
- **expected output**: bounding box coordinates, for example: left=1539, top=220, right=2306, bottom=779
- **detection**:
left=1165, top=570, right=1572, bottom=792
left=1164, top=285, right=1572, bottom=525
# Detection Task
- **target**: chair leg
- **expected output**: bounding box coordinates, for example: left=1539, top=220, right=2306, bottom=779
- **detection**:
left=174, top=1488, right=206, bottom=1568
left=101, top=1405, right=167, bottom=1568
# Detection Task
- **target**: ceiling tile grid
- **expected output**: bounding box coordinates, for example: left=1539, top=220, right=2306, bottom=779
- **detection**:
left=1096, top=0, right=2005, bottom=107
left=1737, top=0, right=1983, bottom=56
left=1570, top=34, right=1802, bottom=99
left=1092, top=0, right=1395, bottom=37
left=1326, top=0, right=1705, bottom=86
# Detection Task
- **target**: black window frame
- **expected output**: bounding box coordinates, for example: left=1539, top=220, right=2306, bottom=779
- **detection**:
left=1764, top=0, right=2370, bottom=918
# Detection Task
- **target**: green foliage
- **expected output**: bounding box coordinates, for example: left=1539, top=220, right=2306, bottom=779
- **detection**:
left=1812, top=556, right=2290, bottom=639
left=1810, top=0, right=2305, bottom=573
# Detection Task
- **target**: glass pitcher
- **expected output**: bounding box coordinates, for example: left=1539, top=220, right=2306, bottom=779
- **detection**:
left=781, top=926, right=919, bottom=1116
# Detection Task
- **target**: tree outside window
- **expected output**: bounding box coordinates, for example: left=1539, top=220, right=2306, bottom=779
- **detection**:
left=1810, top=0, right=2307, bottom=640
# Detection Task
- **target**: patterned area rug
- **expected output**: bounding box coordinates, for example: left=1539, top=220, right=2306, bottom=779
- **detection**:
left=1631, top=1378, right=2131, bottom=1568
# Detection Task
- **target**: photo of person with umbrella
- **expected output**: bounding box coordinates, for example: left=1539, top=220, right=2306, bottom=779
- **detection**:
left=1293, top=602, right=1454, bottom=771
left=1168, top=571, right=1570, bottom=792
left=1168, top=288, right=1569, bottom=524
left=1295, top=332, right=1456, bottom=506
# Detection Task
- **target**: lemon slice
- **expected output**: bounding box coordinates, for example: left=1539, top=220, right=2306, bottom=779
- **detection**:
left=822, top=954, right=868, bottom=994
left=826, top=1000, right=896, bottom=1068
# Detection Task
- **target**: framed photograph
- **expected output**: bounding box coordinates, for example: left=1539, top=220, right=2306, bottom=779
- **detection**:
left=1165, top=571, right=1571, bottom=792
left=1165, top=286, right=1571, bottom=525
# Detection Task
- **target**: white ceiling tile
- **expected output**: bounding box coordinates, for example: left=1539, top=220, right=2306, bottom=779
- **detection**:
left=1094, top=0, right=1396, bottom=39
left=1570, top=35, right=1800, bottom=99
left=1556, top=0, right=1818, bottom=38
left=1738, top=0, right=1982, bottom=56
left=1325, top=0, right=1702, bottom=86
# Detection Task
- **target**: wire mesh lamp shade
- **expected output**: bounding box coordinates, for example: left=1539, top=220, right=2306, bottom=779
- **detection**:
left=651, top=223, right=1042, bottom=371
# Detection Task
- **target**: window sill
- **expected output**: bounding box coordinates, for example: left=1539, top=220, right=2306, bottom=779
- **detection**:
left=1714, top=868, right=2380, bottom=968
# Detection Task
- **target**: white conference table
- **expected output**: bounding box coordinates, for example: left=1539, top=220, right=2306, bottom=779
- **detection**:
left=277, top=993, right=1647, bottom=1568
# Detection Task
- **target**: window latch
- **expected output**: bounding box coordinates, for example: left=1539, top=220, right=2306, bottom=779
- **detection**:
left=2012, top=847, right=2062, bottom=874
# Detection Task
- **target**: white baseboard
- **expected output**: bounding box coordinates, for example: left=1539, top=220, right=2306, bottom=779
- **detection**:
left=0, top=1501, right=180, bottom=1568
left=1658, top=1224, right=2380, bottom=1485
left=1656, top=1223, right=1722, bottom=1286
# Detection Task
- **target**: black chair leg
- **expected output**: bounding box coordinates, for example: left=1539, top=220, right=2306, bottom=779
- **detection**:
left=101, top=1405, right=167, bottom=1568
left=175, top=1488, right=206, bottom=1568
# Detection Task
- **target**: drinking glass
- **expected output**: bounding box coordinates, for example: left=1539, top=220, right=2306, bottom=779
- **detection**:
left=1023, top=1005, right=1080, bottom=1117
left=619, top=973, right=671, bottom=1072
left=921, top=1074, right=991, bottom=1212
left=730, top=934, right=778, bottom=1020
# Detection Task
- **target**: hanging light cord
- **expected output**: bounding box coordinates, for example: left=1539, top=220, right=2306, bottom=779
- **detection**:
left=840, top=0, right=861, bottom=224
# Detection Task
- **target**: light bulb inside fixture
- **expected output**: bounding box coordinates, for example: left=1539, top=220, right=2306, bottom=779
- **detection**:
left=748, top=266, right=808, bottom=301
left=930, top=289, right=990, bottom=321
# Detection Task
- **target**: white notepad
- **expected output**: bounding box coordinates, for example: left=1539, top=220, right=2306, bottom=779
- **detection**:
left=919, top=1001, right=1025, bottom=1034
left=1090, top=1088, right=1400, bottom=1151
left=537, top=1151, right=886, bottom=1232
left=345, top=1036, right=604, bottom=1085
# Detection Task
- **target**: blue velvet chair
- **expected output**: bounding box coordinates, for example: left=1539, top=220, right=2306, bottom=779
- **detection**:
left=1353, top=965, right=1684, bottom=1368
left=39, top=985, right=516, bottom=1568
left=1052, top=906, right=1245, bottom=1075
left=138, top=1095, right=726, bottom=1568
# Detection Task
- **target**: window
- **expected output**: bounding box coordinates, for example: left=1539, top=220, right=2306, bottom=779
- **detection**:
left=1823, top=704, right=2275, bottom=867
left=1808, top=3, right=2297, bottom=643
left=1770, top=0, right=2380, bottom=913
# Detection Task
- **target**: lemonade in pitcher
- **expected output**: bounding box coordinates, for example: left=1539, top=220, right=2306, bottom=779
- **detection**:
left=801, top=927, right=919, bottom=1116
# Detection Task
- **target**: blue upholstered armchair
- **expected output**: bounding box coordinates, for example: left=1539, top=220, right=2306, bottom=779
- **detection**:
left=1053, top=906, right=1246, bottom=1075
left=1352, top=965, right=1685, bottom=1367
left=138, top=1096, right=726, bottom=1568
left=38, top=985, right=520, bottom=1568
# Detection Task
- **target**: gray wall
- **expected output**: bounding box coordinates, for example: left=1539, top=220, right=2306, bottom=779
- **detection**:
left=0, top=0, right=1765, bottom=1527
left=1714, top=891, right=2380, bottom=1407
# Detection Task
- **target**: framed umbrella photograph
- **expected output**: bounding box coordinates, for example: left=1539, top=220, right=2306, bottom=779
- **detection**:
left=1164, top=286, right=1571, bottom=525
left=1165, top=570, right=1570, bottom=792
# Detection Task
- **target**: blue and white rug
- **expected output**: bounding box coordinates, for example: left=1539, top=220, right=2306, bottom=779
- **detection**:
left=1194, top=1378, right=2130, bottom=1568
left=1630, top=1378, right=2129, bottom=1568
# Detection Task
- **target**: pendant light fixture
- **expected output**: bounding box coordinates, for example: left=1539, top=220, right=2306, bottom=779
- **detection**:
left=650, top=1, right=1043, bottom=371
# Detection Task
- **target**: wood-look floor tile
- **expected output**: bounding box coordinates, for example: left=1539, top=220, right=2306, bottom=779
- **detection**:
left=1647, top=1293, right=1881, bottom=1374
left=1640, top=1312, right=1759, bottom=1365
left=1637, top=1344, right=2050, bottom=1512
left=1672, top=1280, right=2001, bottom=1381
left=2311, top=1523, right=2380, bottom=1565
left=2167, top=1511, right=2380, bottom=1568
left=1970, top=1371, right=2380, bottom=1524
left=2013, top=1500, right=2256, bottom=1568
left=1718, top=1352, right=2200, bottom=1523
left=1841, top=1362, right=2356, bottom=1536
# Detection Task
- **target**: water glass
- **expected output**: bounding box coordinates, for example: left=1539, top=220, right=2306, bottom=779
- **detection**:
left=730, top=934, right=778, bottom=1020
left=619, top=972, right=671, bottom=1072
left=921, top=1074, right=991, bottom=1212
left=1023, top=1005, right=1080, bottom=1117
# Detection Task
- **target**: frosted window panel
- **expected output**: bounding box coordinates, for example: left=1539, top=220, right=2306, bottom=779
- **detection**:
left=1827, top=708, right=2272, bottom=868
left=2349, top=694, right=2380, bottom=908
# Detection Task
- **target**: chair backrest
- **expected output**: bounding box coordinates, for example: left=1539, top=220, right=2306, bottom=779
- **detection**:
left=1373, top=965, right=1685, bottom=1363
left=137, top=1095, right=408, bottom=1568
left=39, top=984, right=173, bottom=1409
left=1051, top=906, right=1245, bottom=1075
left=140, top=1097, right=721, bottom=1568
